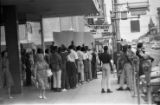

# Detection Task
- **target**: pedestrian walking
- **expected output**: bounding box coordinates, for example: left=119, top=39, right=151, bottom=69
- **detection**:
left=1, top=50, right=14, bottom=99
left=99, top=46, right=113, bottom=93
left=33, top=49, right=49, bottom=99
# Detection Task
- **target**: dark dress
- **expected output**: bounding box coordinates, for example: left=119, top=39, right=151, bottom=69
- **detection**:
left=60, top=51, right=69, bottom=89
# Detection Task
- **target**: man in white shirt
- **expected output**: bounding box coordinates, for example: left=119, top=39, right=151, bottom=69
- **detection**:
left=66, top=46, right=78, bottom=88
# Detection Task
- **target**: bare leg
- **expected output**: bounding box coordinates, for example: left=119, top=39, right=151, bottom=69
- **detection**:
left=39, top=89, right=42, bottom=99
left=8, top=87, right=13, bottom=99
left=42, top=89, right=47, bottom=99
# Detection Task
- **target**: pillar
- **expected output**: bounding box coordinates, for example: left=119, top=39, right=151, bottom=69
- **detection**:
left=3, top=6, right=22, bottom=93
left=40, top=18, right=45, bottom=54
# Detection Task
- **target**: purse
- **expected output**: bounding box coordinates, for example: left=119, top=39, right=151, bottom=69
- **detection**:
left=46, top=69, right=53, bottom=77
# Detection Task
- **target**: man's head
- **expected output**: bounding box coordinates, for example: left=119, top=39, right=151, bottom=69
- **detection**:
left=122, top=45, right=128, bottom=53
left=71, top=41, right=74, bottom=45
left=128, top=45, right=132, bottom=50
left=51, top=46, right=58, bottom=53
left=103, top=46, right=108, bottom=51
left=137, top=43, right=143, bottom=49
left=76, top=46, right=81, bottom=51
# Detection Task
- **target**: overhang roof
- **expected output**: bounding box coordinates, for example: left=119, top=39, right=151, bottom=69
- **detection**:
left=1, top=0, right=98, bottom=23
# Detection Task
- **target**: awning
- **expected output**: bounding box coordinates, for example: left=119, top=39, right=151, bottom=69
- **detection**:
left=1, top=0, right=98, bottom=23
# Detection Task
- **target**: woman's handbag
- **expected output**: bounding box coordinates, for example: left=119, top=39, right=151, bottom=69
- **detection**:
left=46, top=69, right=53, bottom=77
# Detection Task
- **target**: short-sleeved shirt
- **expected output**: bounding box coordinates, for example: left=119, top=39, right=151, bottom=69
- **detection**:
left=83, top=52, right=89, bottom=60
left=99, top=52, right=111, bottom=64
left=67, top=49, right=78, bottom=62
left=77, top=50, right=85, bottom=61
left=87, top=51, right=92, bottom=61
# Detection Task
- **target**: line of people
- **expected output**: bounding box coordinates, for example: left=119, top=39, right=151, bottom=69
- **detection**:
left=1, top=41, right=99, bottom=99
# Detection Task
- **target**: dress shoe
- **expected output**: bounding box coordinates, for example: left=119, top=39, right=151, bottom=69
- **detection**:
left=101, top=88, right=105, bottom=93
left=117, top=87, right=124, bottom=91
left=107, top=89, right=113, bottom=93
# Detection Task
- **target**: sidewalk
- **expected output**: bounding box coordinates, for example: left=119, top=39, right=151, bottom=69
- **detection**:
left=0, top=73, right=145, bottom=105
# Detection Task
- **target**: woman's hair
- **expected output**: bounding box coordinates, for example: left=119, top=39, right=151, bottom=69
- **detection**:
left=61, top=45, right=67, bottom=52
left=45, top=48, right=50, bottom=54
left=76, top=46, right=81, bottom=51
left=81, top=47, right=86, bottom=52
left=37, top=48, right=44, bottom=54
left=1, top=50, right=7, bottom=57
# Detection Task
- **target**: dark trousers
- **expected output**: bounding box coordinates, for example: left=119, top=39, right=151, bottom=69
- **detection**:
left=25, top=67, right=32, bottom=86
left=92, top=62, right=97, bottom=79
left=61, top=64, right=69, bottom=89
left=66, top=62, right=77, bottom=88
left=50, top=75, right=54, bottom=89
left=84, top=60, right=89, bottom=81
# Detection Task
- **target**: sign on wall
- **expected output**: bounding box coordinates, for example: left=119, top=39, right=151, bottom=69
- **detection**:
left=130, top=20, right=140, bottom=32
left=131, top=10, right=146, bottom=16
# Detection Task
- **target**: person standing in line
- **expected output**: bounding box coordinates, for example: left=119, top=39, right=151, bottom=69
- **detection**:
left=82, top=47, right=89, bottom=82
left=66, top=46, right=78, bottom=89
left=99, top=46, right=113, bottom=93
left=87, top=48, right=93, bottom=80
left=76, top=46, right=85, bottom=84
left=25, top=49, right=33, bottom=86
left=60, top=45, right=70, bottom=91
left=1, top=50, right=14, bottom=99
left=69, top=41, right=76, bottom=50
left=20, top=44, right=27, bottom=87
left=50, top=46, right=62, bottom=92
left=91, top=48, right=98, bottom=79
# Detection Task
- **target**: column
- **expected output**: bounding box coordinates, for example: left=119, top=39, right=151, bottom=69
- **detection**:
left=3, top=6, right=22, bottom=93
left=40, top=18, right=45, bottom=54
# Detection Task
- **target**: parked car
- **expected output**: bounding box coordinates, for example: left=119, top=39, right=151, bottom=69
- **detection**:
left=151, top=44, right=160, bottom=49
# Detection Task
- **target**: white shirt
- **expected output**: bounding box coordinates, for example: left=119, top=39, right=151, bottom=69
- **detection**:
left=67, top=49, right=78, bottom=62
left=77, top=50, right=85, bottom=61
left=83, top=52, right=89, bottom=60
left=87, top=51, right=92, bottom=61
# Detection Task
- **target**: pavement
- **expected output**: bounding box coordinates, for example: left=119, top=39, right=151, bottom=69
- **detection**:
left=0, top=73, right=145, bottom=105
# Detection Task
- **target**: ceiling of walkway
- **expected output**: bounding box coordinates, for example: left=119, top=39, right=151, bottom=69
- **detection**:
left=1, top=0, right=98, bottom=23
